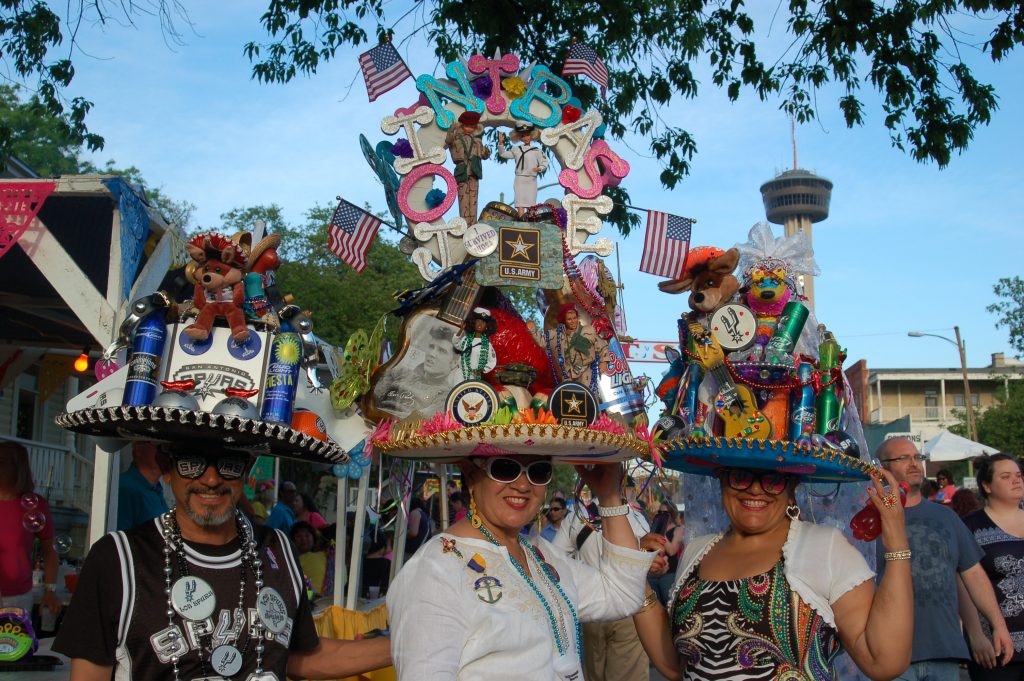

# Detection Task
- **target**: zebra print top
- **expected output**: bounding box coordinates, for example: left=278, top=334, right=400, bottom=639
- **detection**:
left=672, top=560, right=841, bottom=680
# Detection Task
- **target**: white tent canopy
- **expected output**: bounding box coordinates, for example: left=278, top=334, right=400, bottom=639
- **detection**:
left=924, top=429, right=999, bottom=462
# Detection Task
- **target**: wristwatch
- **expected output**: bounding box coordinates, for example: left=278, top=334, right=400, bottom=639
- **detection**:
left=44, top=583, right=56, bottom=592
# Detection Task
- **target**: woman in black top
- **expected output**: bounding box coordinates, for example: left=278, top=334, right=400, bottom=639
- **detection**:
left=962, top=453, right=1024, bottom=679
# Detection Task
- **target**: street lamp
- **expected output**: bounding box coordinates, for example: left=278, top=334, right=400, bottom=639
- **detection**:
left=907, top=326, right=979, bottom=442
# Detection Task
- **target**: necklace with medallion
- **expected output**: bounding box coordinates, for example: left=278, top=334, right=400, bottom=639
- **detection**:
left=160, top=508, right=286, bottom=681
left=472, top=516, right=581, bottom=659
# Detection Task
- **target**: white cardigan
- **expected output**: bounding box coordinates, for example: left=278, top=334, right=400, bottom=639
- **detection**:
left=669, top=518, right=874, bottom=629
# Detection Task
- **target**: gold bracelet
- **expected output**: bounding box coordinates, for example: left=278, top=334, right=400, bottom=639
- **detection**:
left=640, top=592, right=659, bottom=610
left=884, top=549, right=912, bottom=561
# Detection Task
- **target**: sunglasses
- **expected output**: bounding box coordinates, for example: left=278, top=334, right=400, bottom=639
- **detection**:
left=173, top=454, right=250, bottom=481
left=479, top=457, right=553, bottom=486
left=718, top=468, right=792, bottom=496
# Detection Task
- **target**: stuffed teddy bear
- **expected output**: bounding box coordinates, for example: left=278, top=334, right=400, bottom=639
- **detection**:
left=185, top=232, right=250, bottom=342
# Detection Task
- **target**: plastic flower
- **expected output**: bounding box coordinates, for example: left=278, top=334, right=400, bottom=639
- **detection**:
left=391, top=139, right=413, bottom=158
left=471, top=77, right=493, bottom=99
left=484, top=406, right=515, bottom=426
left=518, top=408, right=557, bottom=425
left=369, top=419, right=394, bottom=446
left=502, top=77, right=526, bottom=99
left=417, top=411, right=462, bottom=435
left=590, top=413, right=627, bottom=435
left=633, top=423, right=663, bottom=467
left=425, top=189, right=447, bottom=209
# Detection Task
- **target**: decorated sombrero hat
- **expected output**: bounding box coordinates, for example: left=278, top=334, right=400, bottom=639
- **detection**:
left=344, top=48, right=655, bottom=465
left=372, top=417, right=651, bottom=464
left=57, top=230, right=356, bottom=466
left=361, top=276, right=650, bottom=464
left=56, top=404, right=346, bottom=463
left=660, top=437, right=881, bottom=483
left=651, top=224, right=880, bottom=484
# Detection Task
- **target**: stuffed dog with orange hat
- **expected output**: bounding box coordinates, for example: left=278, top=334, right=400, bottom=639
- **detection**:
left=185, top=233, right=251, bottom=343
left=658, top=246, right=741, bottom=319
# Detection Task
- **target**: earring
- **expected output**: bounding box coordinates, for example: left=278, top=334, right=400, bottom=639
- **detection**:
left=470, top=494, right=482, bottom=529
left=786, top=504, right=800, bottom=520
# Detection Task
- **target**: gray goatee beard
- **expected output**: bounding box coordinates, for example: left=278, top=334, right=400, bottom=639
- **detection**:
left=183, top=488, right=235, bottom=527
left=183, top=505, right=235, bottom=527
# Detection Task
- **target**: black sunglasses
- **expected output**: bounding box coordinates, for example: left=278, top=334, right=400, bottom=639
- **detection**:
left=479, top=457, right=553, bottom=486
left=173, top=454, right=250, bottom=481
left=718, top=468, right=792, bottom=496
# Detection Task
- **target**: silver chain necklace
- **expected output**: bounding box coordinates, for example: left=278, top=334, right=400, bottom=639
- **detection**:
left=159, top=508, right=266, bottom=680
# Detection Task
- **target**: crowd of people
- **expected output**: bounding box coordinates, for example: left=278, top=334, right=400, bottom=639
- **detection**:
left=6, top=437, right=1024, bottom=680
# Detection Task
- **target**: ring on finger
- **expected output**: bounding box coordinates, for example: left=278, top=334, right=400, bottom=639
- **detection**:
left=881, top=494, right=899, bottom=509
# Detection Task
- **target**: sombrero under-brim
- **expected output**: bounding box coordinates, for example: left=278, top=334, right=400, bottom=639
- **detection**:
left=660, top=437, right=880, bottom=483
left=373, top=423, right=649, bottom=463
left=56, top=405, right=348, bottom=465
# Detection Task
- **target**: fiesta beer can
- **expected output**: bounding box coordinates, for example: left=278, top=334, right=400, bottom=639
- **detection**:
left=122, top=313, right=168, bottom=406
left=261, top=332, right=302, bottom=423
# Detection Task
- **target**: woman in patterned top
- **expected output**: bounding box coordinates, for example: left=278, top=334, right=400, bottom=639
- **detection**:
left=633, top=467, right=914, bottom=681
left=961, top=453, right=1024, bottom=680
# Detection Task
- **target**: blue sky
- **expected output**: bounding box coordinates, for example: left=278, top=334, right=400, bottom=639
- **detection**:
left=52, top=2, right=1022, bottom=375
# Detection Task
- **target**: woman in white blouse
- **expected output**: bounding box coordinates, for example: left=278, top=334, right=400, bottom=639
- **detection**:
left=387, top=456, right=656, bottom=680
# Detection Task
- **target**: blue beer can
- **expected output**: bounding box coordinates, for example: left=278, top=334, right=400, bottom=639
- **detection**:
left=261, top=332, right=302, bottom=423
left=122, top=314, right=168, bottom=406
left=788, top=360, right=817, bottom=441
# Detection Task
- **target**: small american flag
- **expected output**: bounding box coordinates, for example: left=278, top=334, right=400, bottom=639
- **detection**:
left=328, top=199, right=382, bottom=272
left=358, top=41, right=412, bottom=102
left=639, top=211, right=693, bottom=279
left=562, top=42, right=609, bottom=94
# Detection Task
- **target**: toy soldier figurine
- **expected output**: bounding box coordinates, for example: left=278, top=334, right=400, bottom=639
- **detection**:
left=445, top=111, right=490, bottom=223
left=498, top=123, right=548, bottom=215
left=544, top=303, right=605, bottom=386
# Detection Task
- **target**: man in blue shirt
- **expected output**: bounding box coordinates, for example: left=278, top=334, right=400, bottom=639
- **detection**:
left=265, top=480, right=297, bottom=532
left=877, top=437, right=1012, bottom=680
left=540, top=498, right=567, bottom=542
left=116, top=442, right=169, bottom=530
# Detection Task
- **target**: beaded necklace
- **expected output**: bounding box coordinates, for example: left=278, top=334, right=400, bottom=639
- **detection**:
left=159, top=508, right=266, bottom=681
left=459, top=332, right=491, bottom=380
left=473, top=518, right=581, bottom=660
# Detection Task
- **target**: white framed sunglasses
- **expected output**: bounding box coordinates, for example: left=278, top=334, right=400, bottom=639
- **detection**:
left=477, top=457, right=554, bottom=486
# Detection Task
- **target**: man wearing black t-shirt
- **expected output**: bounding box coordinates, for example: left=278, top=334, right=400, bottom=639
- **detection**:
left=55, top=446, right=390, bottom=681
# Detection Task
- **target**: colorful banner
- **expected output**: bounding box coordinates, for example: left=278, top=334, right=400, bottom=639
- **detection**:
left=620, top=340, right=676, bottom=364
left=0, top=181, right=56, bottom=261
